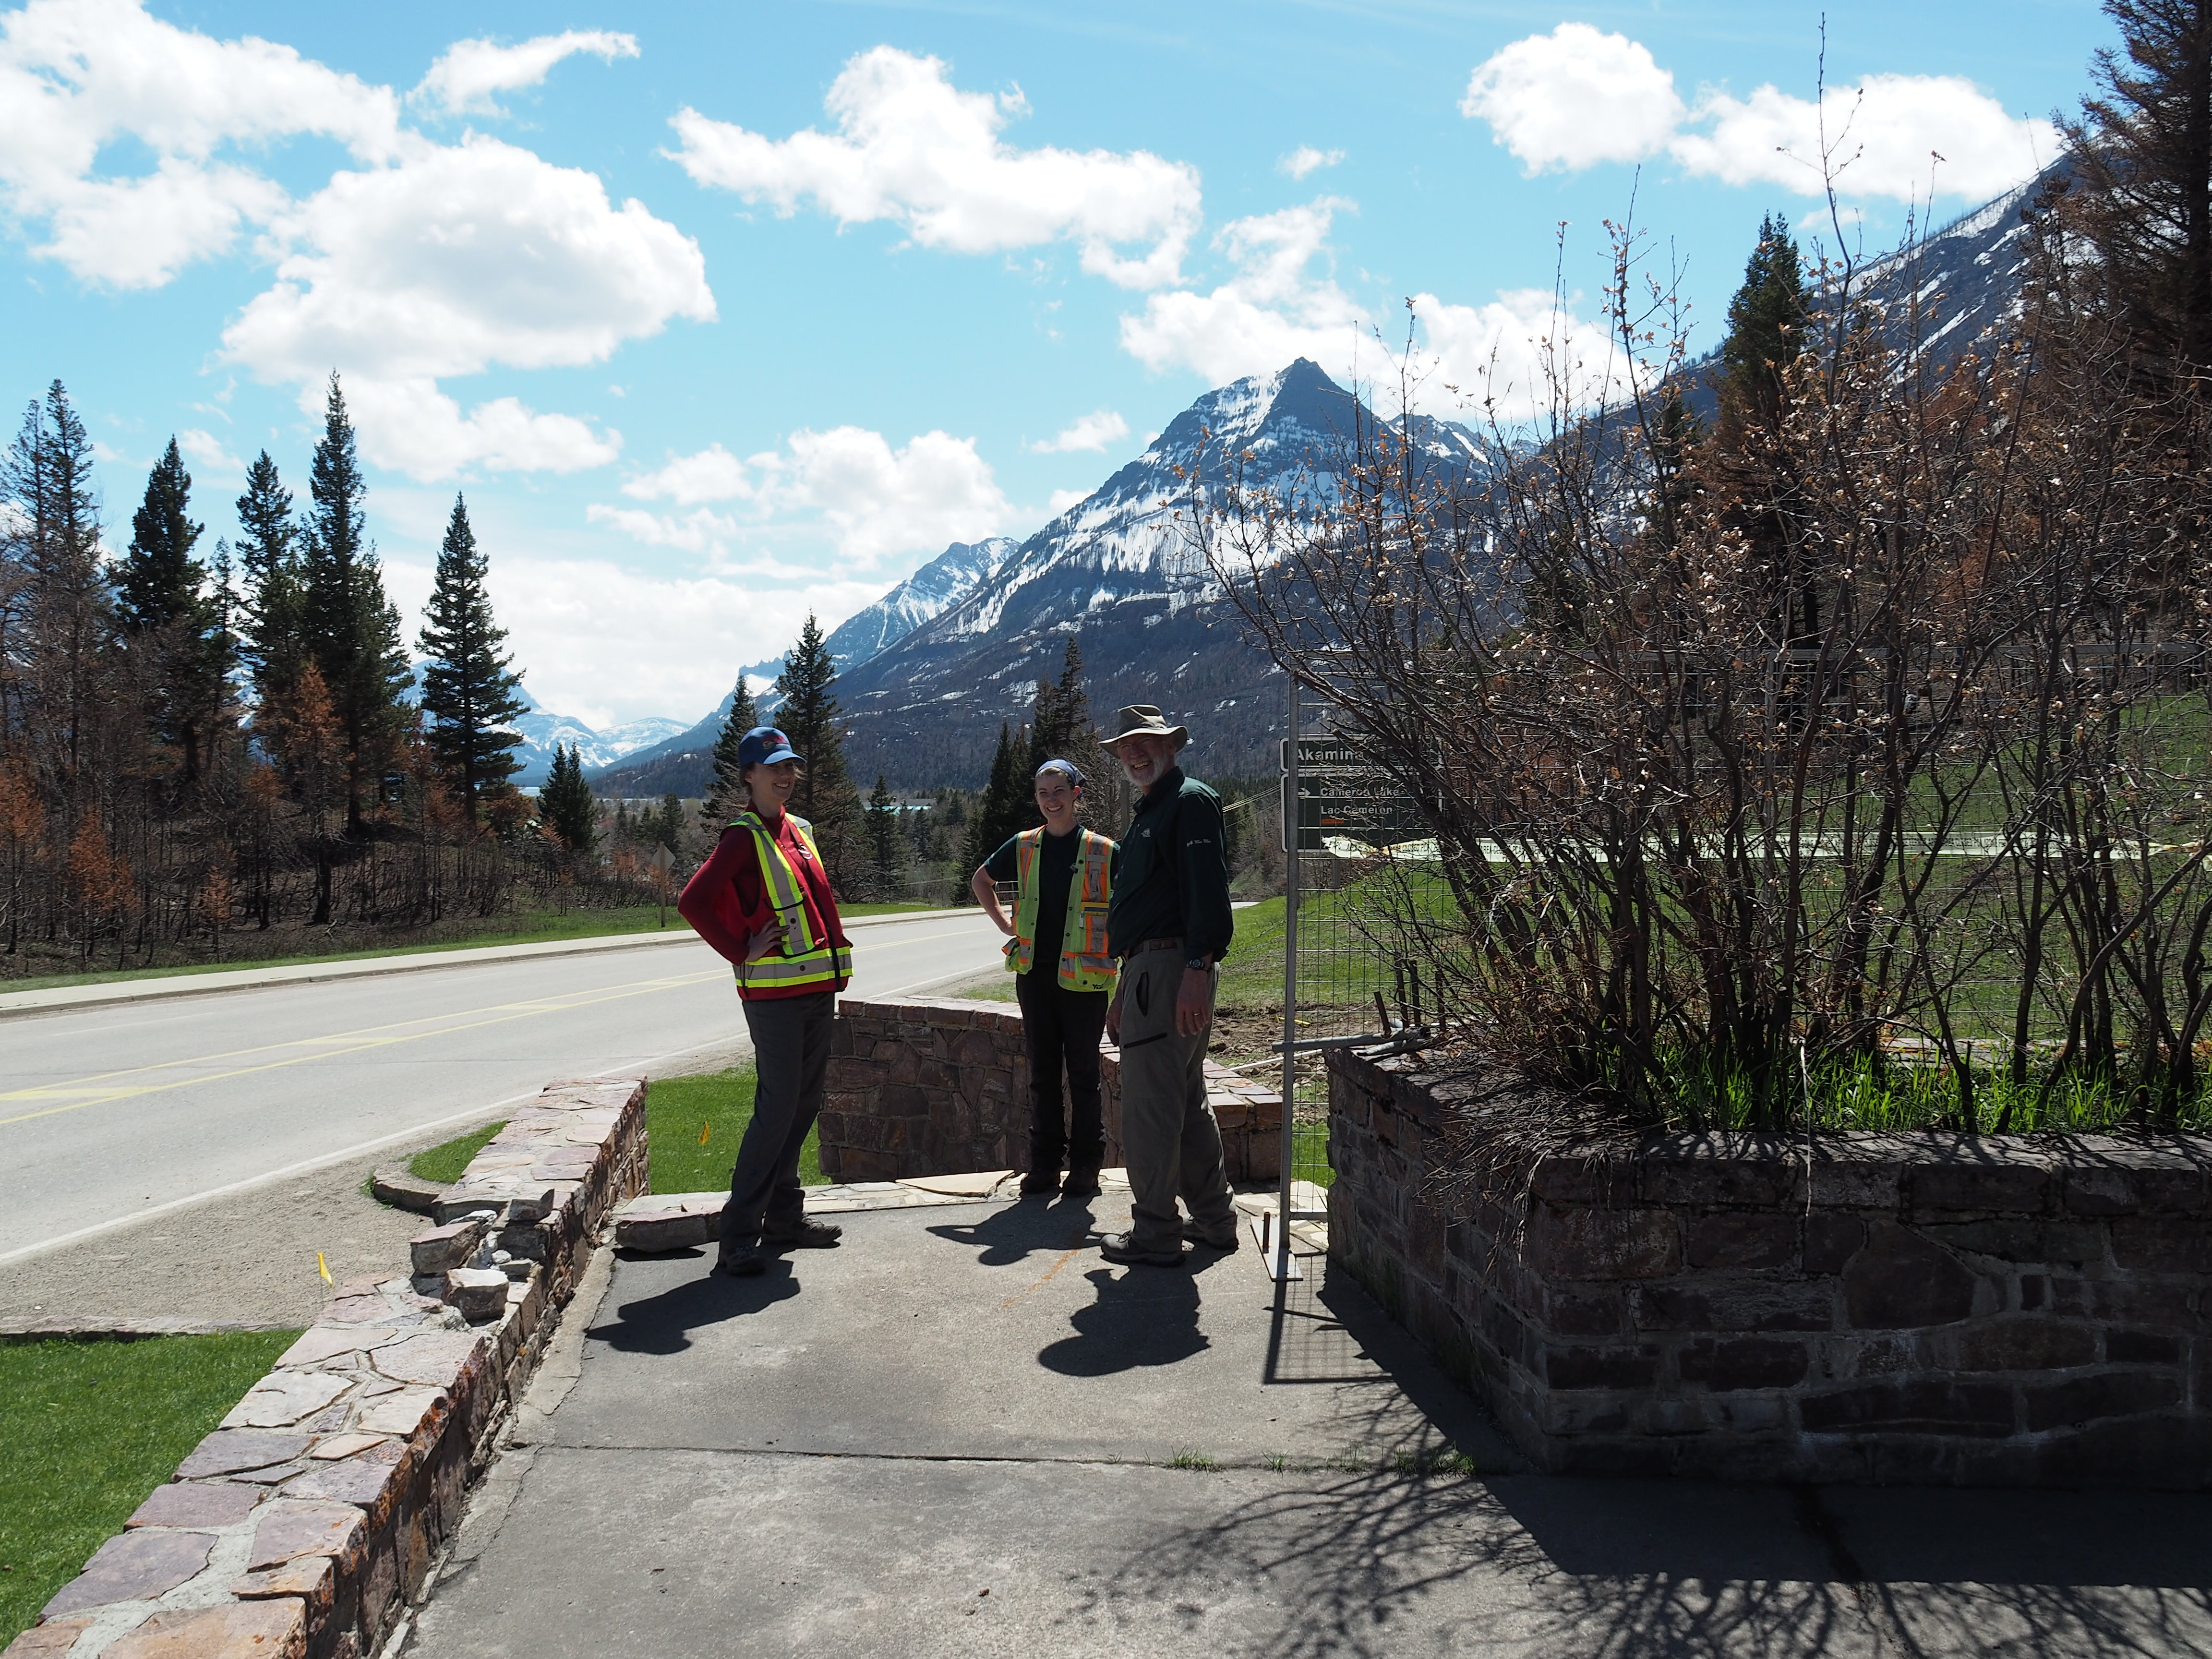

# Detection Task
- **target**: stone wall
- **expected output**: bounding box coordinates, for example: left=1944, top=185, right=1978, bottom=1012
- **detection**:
left=821, top=997, right=1281, bottom=1185
left=1328, top=1049, right=2212, bottom=1487
left=8, top=1077, right=647, bottom=1659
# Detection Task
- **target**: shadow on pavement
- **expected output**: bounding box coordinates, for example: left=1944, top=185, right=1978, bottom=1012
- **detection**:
left=1037, top=1265, right=1208, bottom=1376
left=926, top=1193, right=1097, bottom=1264
left=586, top=1255, right=802, bottom=1354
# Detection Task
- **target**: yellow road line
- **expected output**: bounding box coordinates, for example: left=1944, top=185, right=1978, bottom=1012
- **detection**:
left=0, top=972, right=726, bottom=1128
left=0, top=920, right=995, bottom=1132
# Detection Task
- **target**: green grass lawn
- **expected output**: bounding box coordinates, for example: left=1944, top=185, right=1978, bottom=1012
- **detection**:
left=0, top=902, right=939, bottom=994
left=0, top=1332, right=301, bottom=1648
left=389, top=1063, right=825, bottom=1207
left=409, top=1120, right=507, bottom=1184
left=646, top=1066, right=823, bottom=1194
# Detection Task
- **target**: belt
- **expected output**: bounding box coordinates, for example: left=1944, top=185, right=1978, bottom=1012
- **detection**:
left=1126, top=936, right=1183, bottom=958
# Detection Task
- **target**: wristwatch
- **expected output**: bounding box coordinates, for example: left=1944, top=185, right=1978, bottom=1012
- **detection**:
left=1186, top=955, right=1211, bottom=972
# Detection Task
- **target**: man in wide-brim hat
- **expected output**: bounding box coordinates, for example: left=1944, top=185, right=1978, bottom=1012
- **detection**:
left=1095, top=704, right=1239, bottom=1267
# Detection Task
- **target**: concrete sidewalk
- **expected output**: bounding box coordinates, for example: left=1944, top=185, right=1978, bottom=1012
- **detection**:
left=404, top=1195, right=2212, bottom=1659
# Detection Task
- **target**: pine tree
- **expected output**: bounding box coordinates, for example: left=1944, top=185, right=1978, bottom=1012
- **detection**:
left=417, top=494, right=527, bottom=821
left=961, top=721, right=1033, bottom=879
left=2066, top=0, right=2212, bottom=380
left=1025, top=635, right=1115, bottom=828
left=235, top=450, right=303, bottom=706
left=705, top=676, right=759, bottom=822
left=1716, top=215, right=1818, bottom=645
left=4, top=384, right=116, bottom=791
left=654, top=793, right=686, bottom=856
left=119, top=439, right=230, bottom=785
left=772, top=614, right=860, bottom=887
left=865, top=774, right=904, bottom=900
left=300, top=374, right=411, bottom=832
left=1718, top=213, right=1807, bottom=441
left=540, top=743, right=598, bottom=854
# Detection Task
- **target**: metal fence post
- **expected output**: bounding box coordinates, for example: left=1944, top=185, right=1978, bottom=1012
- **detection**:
left=1271, top=673, right=1303, bottom=1281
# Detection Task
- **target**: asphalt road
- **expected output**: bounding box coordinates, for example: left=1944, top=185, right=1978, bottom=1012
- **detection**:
left=0, top=911, right=1004, bottom=1267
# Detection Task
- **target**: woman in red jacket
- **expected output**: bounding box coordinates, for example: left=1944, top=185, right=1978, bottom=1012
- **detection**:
left=676, top=726, right=854, bottom=1276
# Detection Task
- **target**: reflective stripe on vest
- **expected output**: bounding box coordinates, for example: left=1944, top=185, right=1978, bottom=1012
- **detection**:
left=727, top=810, right=853, bottom=993
left=1008, top=827, right=1118, bottom=992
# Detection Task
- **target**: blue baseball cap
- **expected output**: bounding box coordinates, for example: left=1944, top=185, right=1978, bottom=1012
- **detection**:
left=737, top=726, right=804, bottom=768
left=1034, top=758, right=1086, bottom=788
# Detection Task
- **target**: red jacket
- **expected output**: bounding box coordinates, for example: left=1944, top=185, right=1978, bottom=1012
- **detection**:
left=677, top=816, right=851, bottom=999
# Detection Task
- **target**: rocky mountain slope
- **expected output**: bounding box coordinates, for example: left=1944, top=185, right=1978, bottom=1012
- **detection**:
left=833, top=358, right=1490, bottom=788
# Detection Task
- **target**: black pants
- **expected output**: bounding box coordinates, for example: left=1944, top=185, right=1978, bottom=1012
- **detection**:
left=1014, top=971, right=1110, bottom=1175
left=721, top=989, right=834, bottom=1253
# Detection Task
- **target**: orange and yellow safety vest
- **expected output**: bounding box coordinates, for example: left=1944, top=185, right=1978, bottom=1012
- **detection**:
left=728, top=810, right=853, bottom=993
left=1005, top=826, right=1117, bottom=992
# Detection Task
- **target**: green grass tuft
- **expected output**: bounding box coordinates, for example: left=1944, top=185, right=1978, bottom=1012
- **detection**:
left=1168, top=1449, right=1221, bottom=1471
left=645, top=1066, right=823, bottom=1195
left=0, top=1332, right=301, bottom=1648
left=408, top=1120, right=508, bottom=1185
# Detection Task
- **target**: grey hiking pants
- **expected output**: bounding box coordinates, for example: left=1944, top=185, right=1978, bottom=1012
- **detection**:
left=1115, top=944, right=1236, bottom=1254
left=721, top=989, right=834, bottom=1253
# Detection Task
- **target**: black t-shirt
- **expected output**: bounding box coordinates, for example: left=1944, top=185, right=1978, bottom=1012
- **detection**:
left=985, top=827, right=1080, bottom=977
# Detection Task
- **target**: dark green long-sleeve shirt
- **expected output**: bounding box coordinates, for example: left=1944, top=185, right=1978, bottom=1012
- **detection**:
left=1106, top=766, right=1234, bottom=963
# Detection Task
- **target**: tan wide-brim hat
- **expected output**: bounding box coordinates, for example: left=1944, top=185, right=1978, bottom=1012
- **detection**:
left=1099, top=703, right=1190, bottom=751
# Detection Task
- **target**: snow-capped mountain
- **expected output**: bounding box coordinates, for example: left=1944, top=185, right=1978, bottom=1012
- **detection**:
left=507, top=690, right=685, bottom=786
left=588, top=538, right=1022, bottom=794
left=834, top=358, right=1493, bottom=787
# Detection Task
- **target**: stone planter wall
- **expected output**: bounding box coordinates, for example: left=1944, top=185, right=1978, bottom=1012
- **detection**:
left=821, top=997, right=1281, bottom=1185
left=1328, top=1049, right=2212, bottom=1487
left=8, top=1076, right=647, bottom=1659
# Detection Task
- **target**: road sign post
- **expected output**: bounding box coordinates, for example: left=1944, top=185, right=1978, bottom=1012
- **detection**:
left=648, top=842, right=675, bottom=928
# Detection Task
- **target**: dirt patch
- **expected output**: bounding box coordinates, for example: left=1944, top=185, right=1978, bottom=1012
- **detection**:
left=1, top=1144, right=451, bottom=1330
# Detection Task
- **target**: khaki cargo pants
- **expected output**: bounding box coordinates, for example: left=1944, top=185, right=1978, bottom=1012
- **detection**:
left=1115, top=944, right=1237, bottom=1254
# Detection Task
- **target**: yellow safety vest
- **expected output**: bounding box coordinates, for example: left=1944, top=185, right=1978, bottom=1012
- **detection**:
left=1005, top=827, right=1117, bottom=992
left=728, top=810, right=853, bottom=993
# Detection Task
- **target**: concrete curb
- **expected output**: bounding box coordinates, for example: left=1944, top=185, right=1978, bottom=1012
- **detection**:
left=0, top=907, right=975, bottom=1021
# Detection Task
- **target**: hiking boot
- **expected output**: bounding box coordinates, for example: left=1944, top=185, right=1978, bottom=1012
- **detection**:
left=1184, top=1218, right=1241, bottom=1251
left=1099, top=1231, right=1187, bottom=1269
left=714, top=1245, right=766, bottom=1277
left=1061, top=1166, right=1103, bottom=1197
left=1019, top=1169, right=1062, bottom=1197
left=763, top=1219, right=843, bottom=1250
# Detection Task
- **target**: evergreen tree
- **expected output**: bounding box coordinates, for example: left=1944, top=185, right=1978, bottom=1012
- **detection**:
left=4, top=383, right=116, bottom=790
left=1718, top=212, right=1807, bottom=441
left=1716, top=214, right=1818, bottom=645
left=705, top=676, right=759, bottom=822
left=119, top=438, right=230, bottom=784
left=2066, top=0, right=2212, bottom=380
left=540, top=743, right=598, bottom=853
left=654, top=793, right=687, bottom=856
left=417, top=494, right=527, bottom=821
left=300, top=374, right=411, bottom=832
left=235, top=450, right=302, bottom=706
left=1026, top=635, right=1115, bottom=828
left=960, top=721, right=1032, bottom=880
left=772, top=614, right=861, bottom=886
left=865, top=774, right=904, bottom=900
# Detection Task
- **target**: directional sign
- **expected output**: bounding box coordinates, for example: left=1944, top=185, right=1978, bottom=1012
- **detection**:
left=1281, top=735, right=1420, bottom=852
left=646, top=843, right=675, bottom=876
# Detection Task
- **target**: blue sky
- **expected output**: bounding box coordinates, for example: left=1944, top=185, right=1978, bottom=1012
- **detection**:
left=0, top=1, right=2116, bottom=728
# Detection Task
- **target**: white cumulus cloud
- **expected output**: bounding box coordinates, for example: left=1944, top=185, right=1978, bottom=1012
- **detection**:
left=175, top=427, right=244, bottom=478
left=413, top=30, right=639, bottom=116
left=1120, top=199, right=1370, bottom=387
left=1279, top=146, right=1344, bottom=180
left=1409, top=289, right=1634, bottom=425
left=0, top=0, right=399, bottom=287
left=1461, top=24, right=1683, bottom=174
left=1459, top=25, right=2054, bottom=203
left=620, top=443, right=753, bottom=505
left=1672, top=75, right=2058, bottom=204
left=222, top=134, right=713, bottom=479
left=1031, top=410, right=1129, bottom=454
left=668, top=45, right=1201, bottom=289
left=594, top=426, right=1013, bottom=567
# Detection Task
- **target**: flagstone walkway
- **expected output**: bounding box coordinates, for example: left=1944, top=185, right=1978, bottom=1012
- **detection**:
left=399, top=1191, right=2212, bottom=1659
